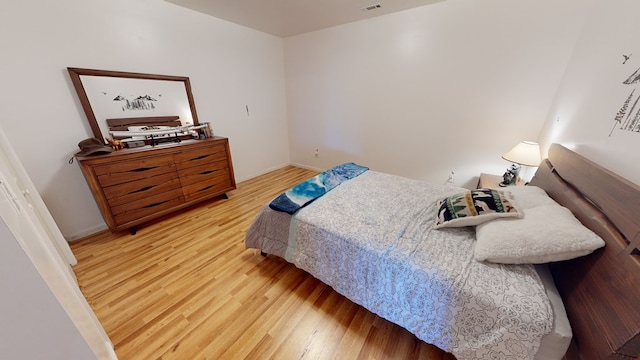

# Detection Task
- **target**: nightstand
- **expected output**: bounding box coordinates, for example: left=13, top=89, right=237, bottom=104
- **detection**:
left=477, top=173, right=525, bottom=189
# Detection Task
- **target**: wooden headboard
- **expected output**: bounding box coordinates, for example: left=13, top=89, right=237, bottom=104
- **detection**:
left=529, top=143, right=640, bottom=360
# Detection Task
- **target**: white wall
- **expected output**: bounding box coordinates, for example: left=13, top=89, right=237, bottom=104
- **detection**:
left=538, top=0, right=640, bottom=186
left=284, top=0, right=595, bottom=188
left=0, top=218, right=96, bottom=360
left=0, top=0, right=290, bottom=239
left=3, top=0, right=632, bottom=239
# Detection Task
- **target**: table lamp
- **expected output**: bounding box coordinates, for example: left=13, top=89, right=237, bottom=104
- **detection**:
left=499, top=141, right=541, bottom=186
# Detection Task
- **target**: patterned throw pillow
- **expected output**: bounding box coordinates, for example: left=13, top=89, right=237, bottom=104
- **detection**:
left=434, top=189, right=522, bottom=229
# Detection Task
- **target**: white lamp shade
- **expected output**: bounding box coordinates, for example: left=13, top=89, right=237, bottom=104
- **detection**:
left=502, top=141, right=541, bottom=166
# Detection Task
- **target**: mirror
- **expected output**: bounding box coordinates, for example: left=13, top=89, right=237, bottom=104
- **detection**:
left=67, top=67, right=200, bottom=143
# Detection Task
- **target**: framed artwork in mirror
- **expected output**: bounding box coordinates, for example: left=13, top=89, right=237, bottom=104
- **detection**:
left=67, top=67, right=200, bottom=143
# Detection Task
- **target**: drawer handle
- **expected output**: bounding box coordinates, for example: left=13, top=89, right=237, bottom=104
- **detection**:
left=132, top=185, right=155, bottom=194
left=190, top=155, right=210, bottom=161
left=143, top=200, right=170, bottom=208
left=131, top=166, right=159, bottom=172
left=200, top=170, right=217, bottom=175
left=198, top=184, right=216, bottom=192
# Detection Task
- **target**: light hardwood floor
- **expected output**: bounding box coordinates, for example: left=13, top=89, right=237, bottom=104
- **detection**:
left=71, top=165, right=457, bottom=360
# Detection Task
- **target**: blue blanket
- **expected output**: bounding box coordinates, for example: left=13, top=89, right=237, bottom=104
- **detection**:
left=269, top=162, right=369, bottom=214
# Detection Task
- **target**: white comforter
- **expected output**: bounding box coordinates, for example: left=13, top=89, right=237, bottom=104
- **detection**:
left=246, top=171, right=552, bottom=359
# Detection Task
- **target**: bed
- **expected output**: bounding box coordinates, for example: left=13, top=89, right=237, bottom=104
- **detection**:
left=245, top=144, right=640, bottom=360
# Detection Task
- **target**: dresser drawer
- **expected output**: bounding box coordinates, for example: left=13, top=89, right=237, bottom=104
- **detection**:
left=112, top=189, right=185, bottom=226
left=94, top=154, right=176, bottom=187
left=103, top=173, right=182, bottom=208
left=178, top=160, right=230, bottom=187
left=174, top=143, right=228, bottom=171
left=182, top=173, right=233, bottom=202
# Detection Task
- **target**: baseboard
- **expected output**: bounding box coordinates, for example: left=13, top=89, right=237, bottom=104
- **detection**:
left=289, top=162, right=323, bottom=172
left=65, top=224, right=109, bottom=242
left=235, top=162, right=290, bottom=183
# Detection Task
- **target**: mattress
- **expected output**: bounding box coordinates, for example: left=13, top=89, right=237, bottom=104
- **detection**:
left=246, top=170, right=570, bottom=359
left=535, top=264, right=572, bottom=360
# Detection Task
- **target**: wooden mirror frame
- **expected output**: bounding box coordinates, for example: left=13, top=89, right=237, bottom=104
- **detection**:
left=67, top=67, right=200, bottom=143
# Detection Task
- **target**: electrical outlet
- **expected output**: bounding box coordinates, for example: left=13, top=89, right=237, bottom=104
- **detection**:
left=314, top=148, right=319, bottom=158
left=447, top=171, right=455, bottom=184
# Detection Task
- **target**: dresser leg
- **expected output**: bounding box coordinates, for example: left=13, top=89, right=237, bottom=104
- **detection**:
left=129, top=226, right=137, bottom=235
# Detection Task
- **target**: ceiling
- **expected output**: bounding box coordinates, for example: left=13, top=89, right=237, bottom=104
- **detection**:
left=164, top=0, right=445, bottom=38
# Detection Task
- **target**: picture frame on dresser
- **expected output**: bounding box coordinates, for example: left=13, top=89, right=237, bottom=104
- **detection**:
left=67, top=67, right=200, bottom=144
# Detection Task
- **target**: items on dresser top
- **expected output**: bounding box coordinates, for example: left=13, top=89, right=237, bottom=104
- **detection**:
left=477, top=172, right=525, bottom=189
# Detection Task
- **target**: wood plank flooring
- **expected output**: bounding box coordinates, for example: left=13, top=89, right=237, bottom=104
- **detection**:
left=70, top=165, right=457, bottom=360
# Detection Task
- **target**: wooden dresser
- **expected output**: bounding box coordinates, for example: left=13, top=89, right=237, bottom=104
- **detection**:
left=77, top=137, right=235, bottom=233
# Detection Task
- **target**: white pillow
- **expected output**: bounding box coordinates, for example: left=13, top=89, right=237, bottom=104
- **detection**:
left=504, top=185, right=558, bottom=209
left=474, top=204, right=605, bottom=264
